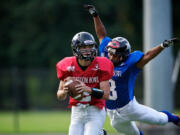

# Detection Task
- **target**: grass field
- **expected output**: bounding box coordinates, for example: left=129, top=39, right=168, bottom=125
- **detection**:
left=0, top=110, right=179, bottom=134
left=0, top=110, right=116, bottom=134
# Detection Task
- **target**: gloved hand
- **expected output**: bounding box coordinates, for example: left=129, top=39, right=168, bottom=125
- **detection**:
left=84, top=4, right=98, bottom=17
left=161, top=37, right=179, bottom=48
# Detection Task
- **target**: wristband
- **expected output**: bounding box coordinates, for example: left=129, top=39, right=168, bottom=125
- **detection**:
left=91, top=88, right=104, bottom=99
left=160, top=43, right=165, bottom=49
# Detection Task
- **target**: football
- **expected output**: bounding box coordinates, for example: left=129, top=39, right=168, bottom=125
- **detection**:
left=64, top=77, right=84, bottom=100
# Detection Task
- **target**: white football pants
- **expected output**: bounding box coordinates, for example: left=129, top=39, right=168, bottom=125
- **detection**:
left=69, top=104, right=106, bottom=135
left=107, top=97, right=169, bottom=135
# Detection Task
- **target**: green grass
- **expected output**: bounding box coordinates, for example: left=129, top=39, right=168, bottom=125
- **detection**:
left=0, top=110, right=179, bottom=133
left=0, top=110, right=116, bottom=133
left=0, top=111, right=71, bottom=133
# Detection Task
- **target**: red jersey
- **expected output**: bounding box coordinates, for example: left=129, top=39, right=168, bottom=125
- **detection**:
left=56, top=56, right=113, bottom=109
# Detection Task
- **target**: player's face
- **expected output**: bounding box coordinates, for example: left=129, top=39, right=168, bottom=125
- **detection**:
left=78, top=45, right=94, bottom=66
left=79, top=45, right=94, bottom=58
left=108, top=53, right=122, bottom=66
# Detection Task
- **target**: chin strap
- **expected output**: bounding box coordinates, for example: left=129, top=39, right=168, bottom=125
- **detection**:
left=78, top=55, right=94, bottom=61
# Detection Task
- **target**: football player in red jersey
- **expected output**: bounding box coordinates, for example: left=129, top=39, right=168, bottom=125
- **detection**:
left=56, top=32, right=114, bottom=135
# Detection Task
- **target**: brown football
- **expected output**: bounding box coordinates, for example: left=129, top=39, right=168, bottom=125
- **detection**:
left=64, top=77, right=84, bottom=100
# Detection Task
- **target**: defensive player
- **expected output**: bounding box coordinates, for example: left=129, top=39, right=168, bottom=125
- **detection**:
left=85, top=5, right=180, bottom=135
left=56, top=31, right=113, bottom=135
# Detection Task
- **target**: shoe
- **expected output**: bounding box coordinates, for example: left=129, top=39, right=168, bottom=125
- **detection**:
left=99, top=129, right=107, bottom=135
left=103, top=129, right=107, bottom=135
left=173, top=114, right=180, bottom=127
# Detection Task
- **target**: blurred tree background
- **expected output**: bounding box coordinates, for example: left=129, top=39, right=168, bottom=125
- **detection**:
left=0, top=0, right=179, bottom=110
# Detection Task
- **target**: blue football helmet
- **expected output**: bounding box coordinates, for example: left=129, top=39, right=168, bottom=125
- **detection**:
left=106, top=37, right=131, bottom=64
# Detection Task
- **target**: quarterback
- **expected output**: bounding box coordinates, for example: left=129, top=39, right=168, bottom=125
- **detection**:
left=56, top=32, right=113, bottom=135
left=85, top=5, right=180, bottom=135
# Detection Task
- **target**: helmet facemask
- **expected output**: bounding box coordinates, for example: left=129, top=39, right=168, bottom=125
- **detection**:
left=106, top=38, right=131, bottom=66
left=76, top=44, right=97, bottom=61
left=106, top=47, right=126, bottom=66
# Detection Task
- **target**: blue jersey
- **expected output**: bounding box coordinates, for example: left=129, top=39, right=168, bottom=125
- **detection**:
left=99, top=36, right=144, bottom=109
left=99, top=36, right=111, bottom=56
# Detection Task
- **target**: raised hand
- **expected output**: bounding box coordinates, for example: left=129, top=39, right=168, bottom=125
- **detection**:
left=84, top=4, right=98, bottom=17
left=161, top=37, right=179, bottom=48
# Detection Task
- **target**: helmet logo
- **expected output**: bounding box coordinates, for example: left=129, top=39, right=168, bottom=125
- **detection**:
left=107, top=41, right=120, bottom=48
left=84, top=40, right=94, bottom=45
left=112, top=42, right=118, bottom=46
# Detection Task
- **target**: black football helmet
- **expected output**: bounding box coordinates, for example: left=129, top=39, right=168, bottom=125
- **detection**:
left=71, top=32, right=97, bottom=61
left=106, top=37, right=131, bottom=64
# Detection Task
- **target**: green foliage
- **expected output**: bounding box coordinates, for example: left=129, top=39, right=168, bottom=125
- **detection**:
left=0, top=0, right=143, bottom=68
left=0, top=0, right=143, bottom=110
left=0, top=0, right=180, bottom=67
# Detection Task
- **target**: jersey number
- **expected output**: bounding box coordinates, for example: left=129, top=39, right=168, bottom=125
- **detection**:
left=109, top=79, right=117, bottom=100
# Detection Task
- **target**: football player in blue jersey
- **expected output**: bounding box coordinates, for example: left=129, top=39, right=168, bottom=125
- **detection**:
left=85, top=5, right=180, bottom=135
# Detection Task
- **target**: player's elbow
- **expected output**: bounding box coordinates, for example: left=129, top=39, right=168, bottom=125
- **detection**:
left=144, top=50, right=157, bottom=61
left=138, top=53, right=153, bottom=67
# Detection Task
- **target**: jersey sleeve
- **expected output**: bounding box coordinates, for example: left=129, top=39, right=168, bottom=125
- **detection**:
left=99, top=36, right=111, bottom=56
left=127, top=51, right=144, bottom=66
left=98, top=57, right=114, bottom=81
left=56, top=58, right=72, bottom=80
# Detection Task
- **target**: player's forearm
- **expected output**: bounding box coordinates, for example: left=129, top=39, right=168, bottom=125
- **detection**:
left=84, top=4, right=107, bottom=43
left=93, top=16, right=107, bottom=43
left=145, top=45, right=164, bottom=61
left=136, top=45, right=164, bottom=68
left=99, top=80, right=110, bottom=100
left=57, top=90, right=67, bottom=100
left=137, top=38, right=179, bottom=69
left=144, top=37, right=179, bottom=62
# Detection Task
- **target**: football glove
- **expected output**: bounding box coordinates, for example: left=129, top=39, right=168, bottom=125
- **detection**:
left=161, top=37, right=179, bottom=48
left=84, top=4, right=98, bottom=17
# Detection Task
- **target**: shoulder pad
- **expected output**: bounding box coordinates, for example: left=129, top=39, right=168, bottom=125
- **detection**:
left=56, top=57, right=75, bottom=80
left=95, top=57, right=114, bottom=81
left=127, top=51, right=144, bottom=65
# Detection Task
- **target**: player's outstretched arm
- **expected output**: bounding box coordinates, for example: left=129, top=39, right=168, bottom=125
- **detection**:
left=84, top=4, right=107, bottom=43
left=136, top=37, right=179, bottom=69
left=57, top=80, right=68, bottom=100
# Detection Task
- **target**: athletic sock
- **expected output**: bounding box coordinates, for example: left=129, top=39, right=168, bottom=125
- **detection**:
left=161, top=110, right=179, bottom=123
left=139, top=130, right=144, bottom=135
